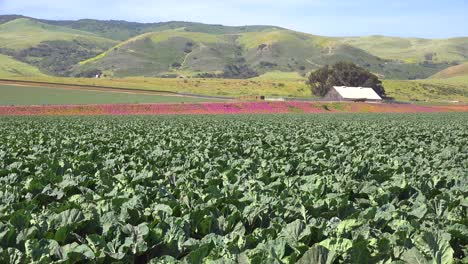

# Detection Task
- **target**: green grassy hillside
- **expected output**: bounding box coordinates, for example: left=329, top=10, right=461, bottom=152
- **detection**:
left=78, top=31, right=242, bottom=77
left=424, top=74, right=468, bottom=88
left=340, top=35, right=468, bottom=63
left=0, top=16, right=467, bottom=81
left=0, top=18, right=116, bottom=50
left=0, top=15, right=25, bottom=24
left=430, top=62, right=468, bottom=79
left=383, top=79, right=468, bottom=102
left=78, top=28, right=452, bottom=79
left=38, top=18, right=281, bottom=41
left=0, top=54, right=47, bottom=77
left=0, top=18, right=117, bottom=76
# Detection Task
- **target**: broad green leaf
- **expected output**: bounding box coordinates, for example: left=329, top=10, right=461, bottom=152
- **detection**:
left=52, top=209, right=85, bottom=228
left=401, top=247, right=429, bottom=264
left=337, top=219, right=361, bottom=235
left=183, top=242, right=215, bottom=264
left=297, top=244, right=337, bottom=264
left=416, top=232, right=454, bottom=264
left=278, top=219, right=310, bottom=244
left=24, top=239, right=60, bottom=262
left=319, top=238, right=353, bottom=254
left=60, top=243, right=95, bottom=262
left=409, top=203, right=428, bottom=219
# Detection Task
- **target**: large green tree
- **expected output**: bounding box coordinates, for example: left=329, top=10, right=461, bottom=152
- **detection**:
left=307, top=62, right=386, bottom=97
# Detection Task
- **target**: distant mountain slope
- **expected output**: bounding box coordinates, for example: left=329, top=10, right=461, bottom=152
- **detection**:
left=430, top=62, right=468, bottom=79
left=0, top=15, right=26, bottom=24
left=0, top=18, right=116, bottom=50
left=340, top=35, right=468, bottom=63
left=0, top=18, right=117, bottom=76
left=39, top=18, right=282, bottom=41
left=80, top=28, right=453, bottom=79
left=78, top=30, right=242, bottom=76
left=0, top=15, right=467, bottom=80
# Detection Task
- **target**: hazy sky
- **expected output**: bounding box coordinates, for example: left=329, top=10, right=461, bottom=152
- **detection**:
left=1, top=0, right=467, bottom=38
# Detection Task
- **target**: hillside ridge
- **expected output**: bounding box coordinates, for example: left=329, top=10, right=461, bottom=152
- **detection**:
left=430, top=62, right=468, bottom=79
left=0, top=15, right=467, bottom=80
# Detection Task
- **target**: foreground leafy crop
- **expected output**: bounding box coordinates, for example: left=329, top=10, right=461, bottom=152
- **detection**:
left=0, top=114, right=467, bottom=263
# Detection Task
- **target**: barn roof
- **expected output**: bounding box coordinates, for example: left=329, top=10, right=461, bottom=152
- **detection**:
left=333, top=86, right=382, bottom=100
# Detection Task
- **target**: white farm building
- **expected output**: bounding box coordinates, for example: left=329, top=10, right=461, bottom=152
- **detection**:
left=324, top=86, right=382, bottom=102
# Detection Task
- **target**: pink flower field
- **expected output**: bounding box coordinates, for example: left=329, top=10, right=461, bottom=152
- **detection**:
left=0, top=101, right=467, bottom=116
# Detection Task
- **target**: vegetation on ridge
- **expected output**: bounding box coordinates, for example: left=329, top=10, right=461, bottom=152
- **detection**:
left=0, top=16, right=466, bottom=80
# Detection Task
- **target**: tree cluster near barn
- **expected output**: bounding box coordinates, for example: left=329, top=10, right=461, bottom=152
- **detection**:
left=306, top=62, right=385, bottom=97
left=0, top=113, right=466, bottom=263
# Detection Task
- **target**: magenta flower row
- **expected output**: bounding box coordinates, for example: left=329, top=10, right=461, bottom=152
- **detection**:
left=0, top=101, right=466, bottom=116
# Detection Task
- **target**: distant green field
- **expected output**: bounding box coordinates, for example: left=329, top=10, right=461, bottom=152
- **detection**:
left=4, top=76, right=312, bottom=97
left=2, top=73, right=467, bottom=104
left=0, top=85, right=224, bottom=105
left=383, top=79, right=468, bottom=102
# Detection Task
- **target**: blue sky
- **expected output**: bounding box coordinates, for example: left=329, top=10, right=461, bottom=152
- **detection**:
left=1, top=0, right=467, bottom=38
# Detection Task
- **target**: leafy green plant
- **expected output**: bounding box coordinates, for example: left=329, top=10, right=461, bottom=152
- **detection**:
left=0, top=113, right=466, bottom=263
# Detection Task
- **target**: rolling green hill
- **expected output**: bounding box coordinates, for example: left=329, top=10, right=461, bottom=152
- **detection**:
left=430, top=62, right=468, bottom=79
left=0, top=15, right=25, bottom=24
left=0, top=54, right=47, bottom=77
left=0, top=18, right=117, bottom=76
left=383, top=79, right=468, bottom=102
left=77, top=31, right=242, bottom=77
left=0, top=15, right=467, bottom=81
left=340, top=35, right=468, bottom=63
left=38, top=19, right=281, bottom=41
left=0, top=18, right=116, bottom=50
left=239, top=30, right=426, bottom=78
left=79, top=28, right=453, bottom=79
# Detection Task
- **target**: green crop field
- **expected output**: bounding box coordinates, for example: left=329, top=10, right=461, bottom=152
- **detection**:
left=0, top=113, right=466, bottom=263
left=4, top=76, right=312, bottom=97
left=0, top=84, right=223, bottom=105
left=3, top=73, right=468, bottom=103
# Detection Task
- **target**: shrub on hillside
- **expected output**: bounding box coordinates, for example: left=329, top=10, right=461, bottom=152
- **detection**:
left=12, top=40, right=105, bottom=76
left=220, top=64, right=258, bottom=79
left=74, top=68, right=102, bottom=78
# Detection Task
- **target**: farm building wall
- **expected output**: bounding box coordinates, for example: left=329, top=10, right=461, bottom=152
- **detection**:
left=265, top=97, right=285, bottom=102
left=323, top=88, right=343, bottom=101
